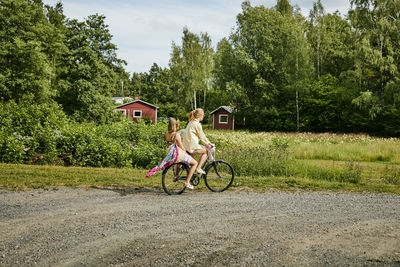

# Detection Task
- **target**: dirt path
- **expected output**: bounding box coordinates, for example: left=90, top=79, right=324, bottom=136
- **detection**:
left=1, top=188, right=400, bottom=266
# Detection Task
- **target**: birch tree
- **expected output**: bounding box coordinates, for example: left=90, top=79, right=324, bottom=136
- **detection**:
left=169, top=27, right=214, bottom=110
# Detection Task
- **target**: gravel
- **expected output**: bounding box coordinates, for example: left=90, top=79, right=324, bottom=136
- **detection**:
left=1, top=187, right=399, bottom=266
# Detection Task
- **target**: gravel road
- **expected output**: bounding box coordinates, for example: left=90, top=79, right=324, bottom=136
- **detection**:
left=1, top=187, right=399, bottom=266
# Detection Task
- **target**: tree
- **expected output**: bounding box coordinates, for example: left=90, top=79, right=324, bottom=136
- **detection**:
left=0, top=0, right=54, bottom=102
left=169, top=27, right=214, bottom=110
left=130, top=63, right=173, bottom=105
left=307, top=0, right=328, bottom=78
left=275, top=0, right=293, bottom=17
left=302, top=75, right=354, bottom=132
left=43, top=2, right=69, bottom=96
left=55, top=14, right=126, bottom=123
left=213, top=1, right=312, bottom=131
left=288, top=15, right=313, bottom=131
left=213, top=38, right=245, bottom=107
left=320, top=12, right=354, bottom=78
left=349, top=0, right=400, bottom=105
left=0, top=1, right=128, bottom=123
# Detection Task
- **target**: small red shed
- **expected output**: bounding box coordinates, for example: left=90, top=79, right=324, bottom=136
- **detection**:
left=210, top=106, right=234, bottom=130
left=116, top=99, right=159, bottom=123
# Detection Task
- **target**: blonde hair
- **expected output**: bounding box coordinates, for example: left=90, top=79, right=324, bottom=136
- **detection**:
left=167, top=118, right=179, bottom=133
left=189, top=108, right=204, bottom=121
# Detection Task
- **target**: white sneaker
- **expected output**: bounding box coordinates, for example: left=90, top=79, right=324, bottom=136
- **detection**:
left=197, top=169, right=206, bottom=175
left=185, top=184, right=194, bottom=190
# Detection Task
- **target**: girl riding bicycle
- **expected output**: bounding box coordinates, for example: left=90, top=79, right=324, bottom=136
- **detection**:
left=146, top=118, right=197, bottom=189
left=183, top=108, right=214, bottom=174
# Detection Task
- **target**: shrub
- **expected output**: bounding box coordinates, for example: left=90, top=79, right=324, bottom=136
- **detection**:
left=0, top=132, right=26, bottom=163
left=130, top=141, right=165, bottom=169
left=55, top=120, right=167, bottom=168
left=57, top=122, right=129, bottom=167
left=340, top=161, right=362, bottom=183
left=382, top=164, right=400, bottom=185
left=0, top=95, right=171, bottom=169
left=0, top=98, right=68, bottom=164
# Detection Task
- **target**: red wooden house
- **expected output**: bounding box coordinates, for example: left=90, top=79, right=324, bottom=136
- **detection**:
left=116, top=98, right=159, bottom=123
left=210, top=106, right=234, bottom=130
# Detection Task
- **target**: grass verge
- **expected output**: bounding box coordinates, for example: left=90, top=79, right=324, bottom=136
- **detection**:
left=0, top=163, right=398, bottom=194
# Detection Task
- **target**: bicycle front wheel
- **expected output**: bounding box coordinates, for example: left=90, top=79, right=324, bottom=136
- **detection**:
left=204, top=160, right=234, bottom=192
left=162, top=162, right=188, bottom=195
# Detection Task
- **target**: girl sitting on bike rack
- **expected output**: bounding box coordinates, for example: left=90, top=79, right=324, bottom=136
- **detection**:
left=183, top=108, right=214, bottom=174
left=145, top=118, right=197, bottom=189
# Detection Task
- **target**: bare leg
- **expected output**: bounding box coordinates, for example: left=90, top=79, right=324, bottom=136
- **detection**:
left=185, top=157, right=197, bottom=187
left=192, top=149, right=207, bottom=172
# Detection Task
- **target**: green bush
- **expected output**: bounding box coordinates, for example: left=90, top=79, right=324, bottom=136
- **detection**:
left=0, top=98, right=68, bottom=164
left=0, top=132, right=26, bottom=163
left=0, top=99, right=169, bottom=169
left=130, top=141, right=165, bottom=169
left=57, top=122, right=129, bottom=167
left=56, top=120, right=167, bottom=168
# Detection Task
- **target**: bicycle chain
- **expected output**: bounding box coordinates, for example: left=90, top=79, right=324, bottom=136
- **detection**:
left=191, top=175, right=200, bottom=186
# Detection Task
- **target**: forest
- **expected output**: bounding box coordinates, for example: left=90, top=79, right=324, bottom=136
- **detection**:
left=1, top=0, right=400, bottom=135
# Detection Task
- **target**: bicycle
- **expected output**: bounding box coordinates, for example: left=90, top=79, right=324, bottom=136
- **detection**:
left=161, top=157, right=234, bottom=195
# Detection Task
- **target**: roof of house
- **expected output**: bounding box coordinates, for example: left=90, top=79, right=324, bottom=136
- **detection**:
left=116, top=99, right=159, bottom=109
left=112, top=97, right=133, bottom=104
left=210, top=106, right=233, bottom=114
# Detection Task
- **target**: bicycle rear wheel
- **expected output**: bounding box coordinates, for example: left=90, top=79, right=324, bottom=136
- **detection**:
left=162, top=162, right=188, bottom=195
left=204, top=160, right=234, bottom=192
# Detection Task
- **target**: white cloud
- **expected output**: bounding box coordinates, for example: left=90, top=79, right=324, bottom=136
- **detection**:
left=42, top=0, right=350, bottom=75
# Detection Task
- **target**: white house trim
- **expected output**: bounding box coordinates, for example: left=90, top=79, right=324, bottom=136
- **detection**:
left=133, top=110, right=142, bottom=118
left=213, top=114, right=215, bottom=129
left=210, top=105, right=233, bottom=115
left=219, top=114, right=228, bottom=124
left=116, top=99, right=159, bottom=109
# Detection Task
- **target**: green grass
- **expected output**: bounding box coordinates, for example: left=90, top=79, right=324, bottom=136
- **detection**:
left=207, top=130, right=400, bottom=164
left=0, top=162, right=399, bottom=194
left=1, top=130, right=399, bottom=194
left=292, top=141, right=399, bottom=163
left=0, top=163, right=154, bottom=190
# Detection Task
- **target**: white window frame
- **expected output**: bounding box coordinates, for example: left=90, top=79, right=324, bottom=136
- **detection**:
left=219, top=114, right=228, bottom=124
left=133, top=110, right=142, bottom=118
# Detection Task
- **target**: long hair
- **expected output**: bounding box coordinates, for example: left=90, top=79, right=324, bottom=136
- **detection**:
left=167, top=118, right=179, bottom=133
left=189, top=108, right=204, bottom=121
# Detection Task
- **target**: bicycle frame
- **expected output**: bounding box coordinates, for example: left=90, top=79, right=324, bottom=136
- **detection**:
left=162, top=153, right=234, bottom=195
left=188, top=159, right=223, bottom=187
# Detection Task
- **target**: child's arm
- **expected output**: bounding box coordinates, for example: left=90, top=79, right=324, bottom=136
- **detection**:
left=175, top=133, right=186, bottom=151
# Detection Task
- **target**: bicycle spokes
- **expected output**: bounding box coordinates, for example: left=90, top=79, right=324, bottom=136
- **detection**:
left=162, top=163, right=188, bottom=195
left=205, top=160, right=234, bottom=192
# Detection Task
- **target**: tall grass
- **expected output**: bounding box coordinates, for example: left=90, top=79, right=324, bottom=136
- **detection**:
left=382, top=164, right=400, bottom=185
left=290, top=160, right=362, bottom=184
left=207, top=130, right=399, bottom=184
left=220, top=137, right=292, bottom=177
left=292, top=142, right=398, bottom=163
left=208, top=130, right=400, bottom=164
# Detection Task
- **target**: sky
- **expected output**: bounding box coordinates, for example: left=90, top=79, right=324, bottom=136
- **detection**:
left=41, top=0, right=351, bottom=75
